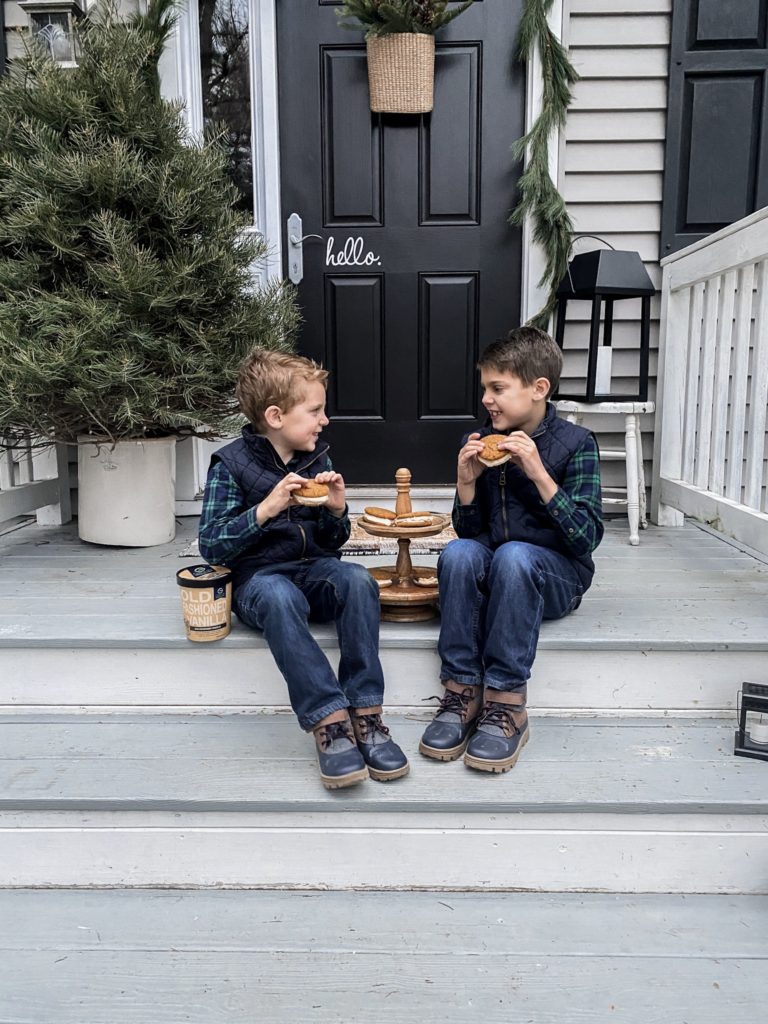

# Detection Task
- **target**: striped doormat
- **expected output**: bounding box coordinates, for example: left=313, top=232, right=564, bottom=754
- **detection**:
left=178, top=515, right=457, bottom=559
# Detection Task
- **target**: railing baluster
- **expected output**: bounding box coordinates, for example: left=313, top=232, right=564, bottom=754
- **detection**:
left=725, top=263, right=755, bottom=502
left=17, top=439, right=34, bottom=486
left=694, top=276, right=720, bottom=491
left=709, top=269, right=737, bottom=495
left=681, top=281, right=704, bottom=482
left=0, top=444, right=13, bottom=492
left=744, top=260, right=768, bottom=510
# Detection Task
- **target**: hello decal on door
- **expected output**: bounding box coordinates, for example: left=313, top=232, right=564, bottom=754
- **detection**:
left=325, top=236, right=382, bottom=268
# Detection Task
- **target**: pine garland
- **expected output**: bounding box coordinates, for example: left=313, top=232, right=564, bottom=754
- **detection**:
left=510, top=0, right=579, bottom=329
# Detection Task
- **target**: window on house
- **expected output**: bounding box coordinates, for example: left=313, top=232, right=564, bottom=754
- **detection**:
left=198, top=0, right=254, bottom=217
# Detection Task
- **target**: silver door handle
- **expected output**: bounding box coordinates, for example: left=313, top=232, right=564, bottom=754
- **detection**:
left=289, top=233, right=323, bottom=246
left=287, top=213, right=322, bottom=284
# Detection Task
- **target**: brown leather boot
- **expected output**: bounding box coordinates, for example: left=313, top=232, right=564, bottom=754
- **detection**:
left=464, top=692, right=529, bottom=773
left=419, top=684, right=483, bottom=761
left=313, top=717, right=369, bottom=790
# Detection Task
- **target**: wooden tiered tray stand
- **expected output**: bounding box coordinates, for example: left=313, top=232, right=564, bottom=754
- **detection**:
left=357, top=468, right=449, bottom=622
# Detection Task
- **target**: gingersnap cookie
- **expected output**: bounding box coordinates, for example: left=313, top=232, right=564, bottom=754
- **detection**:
left=362, top=506, right=397, bottom=526
left=478, top=434, right=511, bottom=468
left=294, top=481, right=330, bottom=506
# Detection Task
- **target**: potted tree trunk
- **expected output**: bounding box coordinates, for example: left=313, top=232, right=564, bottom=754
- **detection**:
left=0, top=0, right=298, bottom=546
left=337, top=1, right=474, bottom=114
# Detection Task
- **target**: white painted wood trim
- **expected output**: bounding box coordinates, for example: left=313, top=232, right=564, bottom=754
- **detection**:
left=0, top=477, right=59, bottom=521
left=0, top=439, right=71, bottom=526
left=665, top=206, right=768, bottom=290
left=725, top=264, right=754, bottom=502
left=745, top=261, right=768, bottom=510
left=661, top=204, right=768, bottom=267
left=250, top=0, right=282, bottom=281
left=3, top=648, right=764, bottom=712
left=3, top=820, right=766, bottom=892
left=521, top=0, right=566, bottom=325
left=652, top=206, right=768, bottom=541
left=169, top=0, right=204, bottom=137
left=660, top=479, right=768, bottom=558
left=650, top=280, right=687, bottom=526
left=34, top=444, right=72, bottom=527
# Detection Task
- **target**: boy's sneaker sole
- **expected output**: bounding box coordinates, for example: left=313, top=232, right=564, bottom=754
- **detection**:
left=320, top=766, right=370, bottom=790
left=418, top=735, right=472, bottom=762
left=368, top=762, right=410, bottom=782
left=463, top=727, right=530, bottom=774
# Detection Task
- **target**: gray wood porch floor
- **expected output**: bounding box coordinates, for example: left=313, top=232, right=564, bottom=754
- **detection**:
left=1, top=889, right=767, bottom=1023
left=1, top=516, right=767, bottom=650
left=1, top=517, right=767, bottom=1019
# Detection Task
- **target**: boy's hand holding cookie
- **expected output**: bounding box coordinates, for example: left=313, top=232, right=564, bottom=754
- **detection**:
left=457, top=432, right=486, bottom=505
left=313, top=470, right=347, bottom=517
left=256, top=473, right=307, bottom=525
left=499, top=433, right=558, bottom=502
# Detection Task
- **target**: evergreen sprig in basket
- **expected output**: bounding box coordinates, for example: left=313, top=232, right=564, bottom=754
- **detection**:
left=338, top=1, right=474, bottom=114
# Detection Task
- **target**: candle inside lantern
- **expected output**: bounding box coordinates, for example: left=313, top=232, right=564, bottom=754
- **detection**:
left=748, top=715, right=768, bottom=746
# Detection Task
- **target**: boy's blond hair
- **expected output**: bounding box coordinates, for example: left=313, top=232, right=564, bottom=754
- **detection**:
left=236, top=348, right=328, bottom=430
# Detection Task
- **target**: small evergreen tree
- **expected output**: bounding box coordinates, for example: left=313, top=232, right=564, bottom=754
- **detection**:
left=0, top=0, right=298, bottom=445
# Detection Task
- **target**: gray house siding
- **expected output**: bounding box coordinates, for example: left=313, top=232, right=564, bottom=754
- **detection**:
left=560, top=0, right=672, bottom=489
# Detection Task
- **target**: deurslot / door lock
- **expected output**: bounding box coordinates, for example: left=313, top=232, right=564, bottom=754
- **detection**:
left=287, top=213, right=322, bottom=284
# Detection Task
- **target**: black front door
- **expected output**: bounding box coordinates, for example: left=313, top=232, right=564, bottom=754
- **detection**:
left=277, top=1, right=525, bottom=483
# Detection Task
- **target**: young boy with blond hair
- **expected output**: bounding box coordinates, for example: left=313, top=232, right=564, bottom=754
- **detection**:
left=419, top=326, right=603, bottom=772
left=199, top=348, right=408, bottom=789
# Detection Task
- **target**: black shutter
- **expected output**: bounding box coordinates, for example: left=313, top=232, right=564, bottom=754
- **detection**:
left=661, top=0, right=768, bottom=257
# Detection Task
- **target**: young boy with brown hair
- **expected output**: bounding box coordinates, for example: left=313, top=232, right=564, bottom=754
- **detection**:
left=198, top=348, right=408, bottom=789
left=419, top=326, right=603, bottom=772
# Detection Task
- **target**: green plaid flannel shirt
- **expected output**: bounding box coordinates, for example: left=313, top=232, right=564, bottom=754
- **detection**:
left=198, top=459, right=350, bottom=567
left=453, top=433, right=603, bottom=557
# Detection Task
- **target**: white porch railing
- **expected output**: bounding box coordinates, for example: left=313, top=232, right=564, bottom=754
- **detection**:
left=652, top=207, right=768, bottom=555
left=0, top=439, right=72, bottom=527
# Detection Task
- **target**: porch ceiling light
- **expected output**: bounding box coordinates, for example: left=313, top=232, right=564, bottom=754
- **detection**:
left=19, top=0, right=84, bottom=67
left=734, top=681, right=768, bottom=763
left=554, top=244, right=656, bottom=403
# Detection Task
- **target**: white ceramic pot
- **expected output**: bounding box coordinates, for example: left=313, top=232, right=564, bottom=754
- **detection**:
left=77, top=436, right=176, bottom=546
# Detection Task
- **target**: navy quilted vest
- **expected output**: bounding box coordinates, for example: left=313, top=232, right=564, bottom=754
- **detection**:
left=212, top=426, right=341, bottom=584
left=469, top=403, right=598, bottom=585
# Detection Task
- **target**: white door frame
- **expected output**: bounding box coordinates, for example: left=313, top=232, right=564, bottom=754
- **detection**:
left=162, top=0, right=565, bottom=505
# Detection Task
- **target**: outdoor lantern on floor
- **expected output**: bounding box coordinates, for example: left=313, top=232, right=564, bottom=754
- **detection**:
left=734, top=681, right=768, bottom=763
left=19, top=0, right=83, bottom=66
left=554, top=243, right=655, bottom=402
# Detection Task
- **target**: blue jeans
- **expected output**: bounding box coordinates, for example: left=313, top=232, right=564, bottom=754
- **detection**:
left=233, top=558, right=385, bottom=730
left=437, top=539, right=585, bottom=693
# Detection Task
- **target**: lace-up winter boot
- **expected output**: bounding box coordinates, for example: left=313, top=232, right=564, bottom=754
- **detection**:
left=463, top=696, right=529, bottom=773
left=350, top=713, right=409, bottom=782
left=419, top=685, right=482, bottom=761
left=313, top=717, right=369, bottom=790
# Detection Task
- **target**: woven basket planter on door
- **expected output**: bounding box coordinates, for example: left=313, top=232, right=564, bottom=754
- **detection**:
left=366, top=33, right=435, bottom=114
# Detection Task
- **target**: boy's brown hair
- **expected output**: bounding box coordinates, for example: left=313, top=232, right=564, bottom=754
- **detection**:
left=478, top=326, right=562, bottom=398
left=236, top=348, right=328, bottom=430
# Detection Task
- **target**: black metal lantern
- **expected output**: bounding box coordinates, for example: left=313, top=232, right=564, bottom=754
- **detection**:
left=555, top=246, right=655, bottom=402
left=734, top=681, right=768, bottom=763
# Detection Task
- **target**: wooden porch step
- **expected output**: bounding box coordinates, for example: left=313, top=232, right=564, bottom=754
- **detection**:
left=2, top=714, right=766, bottom=892
left=1, top=889, right=766, bottom=1022
left=1, top=519, right=767, bottom=715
